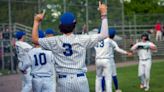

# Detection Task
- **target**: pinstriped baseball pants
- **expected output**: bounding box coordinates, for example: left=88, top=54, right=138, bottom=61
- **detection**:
left=56, top=73, right=89, bottom=92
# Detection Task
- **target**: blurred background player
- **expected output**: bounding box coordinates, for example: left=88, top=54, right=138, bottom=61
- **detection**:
left=154, top=21, right=162, bottom=41
left=98, top=28, right=132, bottom=92
left=32, top=1, right=108, bottom=92
left=130, top=33, right=157, bottom=91
left=15, top=31, right=32, bottom=92
left=45, top=28, right=56, bottom=37
left=20, top=30, right=56, bottom=92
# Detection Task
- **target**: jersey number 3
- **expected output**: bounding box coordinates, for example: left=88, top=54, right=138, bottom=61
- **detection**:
left=63, top=43, right=73, bottom=56
left=34, top=53, right=47, bottom=66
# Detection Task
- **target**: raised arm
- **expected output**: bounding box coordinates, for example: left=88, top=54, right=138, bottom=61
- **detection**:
left=98, top=1, right=108, bottom=38
left=32, top=12, right=45, bottom=44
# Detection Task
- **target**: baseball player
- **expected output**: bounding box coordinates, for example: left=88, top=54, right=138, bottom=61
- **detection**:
left=95, top=28, right=132, bottom=92
left=19, top=30, right=56, bottom=92
left=45, top=28, right=56, bottom=37
left=130, top=33, right=157, bottom=91
left=15, top=31, right=32, bottom=92
left=32, top=1, right=108, bottom=92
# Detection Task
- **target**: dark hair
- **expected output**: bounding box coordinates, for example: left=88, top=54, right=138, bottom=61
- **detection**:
left=17, top=37, right=22, bottom=40
left=141, top=33, right=149, bottom=41
left=59, top=22, right=76, bottom=34
left=109, top=35, right=115, bottom=39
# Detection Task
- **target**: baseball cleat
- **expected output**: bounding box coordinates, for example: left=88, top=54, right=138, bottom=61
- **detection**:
left=144, top=87, right=149, bottom=91
left=115, top=89, right=122, bottom=92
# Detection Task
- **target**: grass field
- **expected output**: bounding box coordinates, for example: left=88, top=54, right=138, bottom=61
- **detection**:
left=87, top=60, right=164, bottom=92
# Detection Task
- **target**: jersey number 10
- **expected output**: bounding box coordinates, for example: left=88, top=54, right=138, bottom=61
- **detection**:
left=34, top=53, right=47, bottom=66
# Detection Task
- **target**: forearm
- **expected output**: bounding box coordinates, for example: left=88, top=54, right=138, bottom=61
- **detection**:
left=115, top=47, right=128, bottom=55
left=130, top=44, right=137, bottom=51
left=32, top=21, right=39, bottom=44
left=100, top=18, right=108, bottom=38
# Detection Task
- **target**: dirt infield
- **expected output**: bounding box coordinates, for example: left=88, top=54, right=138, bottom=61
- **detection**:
left=0, top=74, right=21, bottom=92
left=0, top=60, right=163, bottom=92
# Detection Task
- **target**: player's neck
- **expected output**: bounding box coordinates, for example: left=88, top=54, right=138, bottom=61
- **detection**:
left=64, top=32, right=72, bottom=36
left=46, top=35, right=53, bottom=37
left=34, top=45, right=40, bottom=48
left=142, top=40, right=147, bottom=42
left=19, top=39, right=24, bottom=42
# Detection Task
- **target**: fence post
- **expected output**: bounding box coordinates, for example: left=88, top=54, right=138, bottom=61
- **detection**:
left=63, top=0, right=66, bottom=13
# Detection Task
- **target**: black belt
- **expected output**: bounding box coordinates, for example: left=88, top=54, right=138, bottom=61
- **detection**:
left=140, top=58, right=150, bottom=61
left=32, top=75, right=51, bottom=78
left=58, top=73, right=85, bottom=78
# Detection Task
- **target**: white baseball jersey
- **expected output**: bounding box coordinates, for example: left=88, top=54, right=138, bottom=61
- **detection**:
left=38, top=34, right=104, bottom=74
left=95, top=38, right=127, bottom=59
left=21, top=47, right=55, bottom=77
left=130, top=41, right=156, bottom=60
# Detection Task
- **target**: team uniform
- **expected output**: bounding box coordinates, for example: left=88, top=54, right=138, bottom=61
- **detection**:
left=20, top=47, right=56, bottom=92
left=15, top=41, right=32, bottom=92
left=131, top=41, right=156, bottom=91
left=95, top=38, right=127, bottom=92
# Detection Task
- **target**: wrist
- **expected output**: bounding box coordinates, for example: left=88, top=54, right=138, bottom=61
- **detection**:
left=34, top=21, right=40, bottom=25
left=101, top=15, right=107, bottom=19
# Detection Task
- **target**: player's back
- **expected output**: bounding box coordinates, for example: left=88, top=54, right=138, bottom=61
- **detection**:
left=39, top=34, right=103, bottom=73
left=95, top=38, right=115, bottom=59
left=15, top=41, right=32, bottom=62
left=28, top=47, right=54, bottom=77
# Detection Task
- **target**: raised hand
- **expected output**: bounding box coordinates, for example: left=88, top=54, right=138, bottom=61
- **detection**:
left=34, top=11, right=45, bottom=23
left=98, top=1, right=107, bottom=16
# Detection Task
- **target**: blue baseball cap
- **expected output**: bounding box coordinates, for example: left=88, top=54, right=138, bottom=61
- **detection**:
left=15, top=31, right=26, bottom=39
left=108, top=28, right=116, bottom=38
left=45, top=28, right=56, bottom=35
left=60, top=12, right=76, bottom=25
left=38, top=30, right=45, bottom=38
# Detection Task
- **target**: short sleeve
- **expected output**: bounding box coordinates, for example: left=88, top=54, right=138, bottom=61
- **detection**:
left=81, top=34, right=104, bottom=48
left=38, top=37, right=56, bottom=50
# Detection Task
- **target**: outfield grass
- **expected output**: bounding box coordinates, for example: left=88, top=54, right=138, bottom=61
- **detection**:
left=87, top=61, right=164, bottom=92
